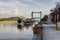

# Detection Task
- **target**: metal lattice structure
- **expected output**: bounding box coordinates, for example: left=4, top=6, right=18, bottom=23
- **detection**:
left=31, top=11, right=42, bottom=21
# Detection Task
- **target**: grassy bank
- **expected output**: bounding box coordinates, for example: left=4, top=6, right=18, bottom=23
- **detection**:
left=0, top=21, right=17, bottom=24
left=58, top=27, right=60, bottom=30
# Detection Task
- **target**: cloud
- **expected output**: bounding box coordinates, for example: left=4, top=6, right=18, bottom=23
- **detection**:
left=0, top=1, right=32, bottom=18
left=0, top=0, right=18, bottom=2
left=0, top=1, right=29, bottom=8
left=0, top=0, right=60, bottom=18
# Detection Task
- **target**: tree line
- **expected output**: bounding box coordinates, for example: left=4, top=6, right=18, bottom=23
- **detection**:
left=0, top=17, right=19, bottom=21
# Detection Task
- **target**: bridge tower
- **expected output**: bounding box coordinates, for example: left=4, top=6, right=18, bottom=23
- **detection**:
left=31, top=11, right=42, bottom=22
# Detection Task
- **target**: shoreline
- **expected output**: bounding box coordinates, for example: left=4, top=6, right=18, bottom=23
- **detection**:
left=0, top=21, right=17, bottom=24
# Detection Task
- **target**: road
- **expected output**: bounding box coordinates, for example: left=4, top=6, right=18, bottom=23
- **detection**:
left=43, top=25, right=60, bottom=40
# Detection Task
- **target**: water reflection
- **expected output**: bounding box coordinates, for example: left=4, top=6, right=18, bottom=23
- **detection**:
left=17, top=25, right=30, bottom=30
left=0, top=22, right=33, bottom=40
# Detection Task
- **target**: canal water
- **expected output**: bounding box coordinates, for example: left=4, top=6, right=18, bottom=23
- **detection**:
left=0, top=22, right=33, bottom=40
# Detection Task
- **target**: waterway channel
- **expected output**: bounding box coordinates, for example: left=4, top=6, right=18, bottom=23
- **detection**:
left=0, top=21, right=33, bottom=40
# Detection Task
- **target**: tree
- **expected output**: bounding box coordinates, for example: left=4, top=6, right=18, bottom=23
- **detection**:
left=41, top=15, right=48, bottom=22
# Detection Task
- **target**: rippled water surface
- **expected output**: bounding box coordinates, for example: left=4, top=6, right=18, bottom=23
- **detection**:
left=0, top=21, right=33, bottom=40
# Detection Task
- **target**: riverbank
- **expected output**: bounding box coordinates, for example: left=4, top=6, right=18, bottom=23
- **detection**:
left=0, top=21, right=17, bottom=24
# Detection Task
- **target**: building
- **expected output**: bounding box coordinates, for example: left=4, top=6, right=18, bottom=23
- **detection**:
left=49, top=2, right=60, bottom=23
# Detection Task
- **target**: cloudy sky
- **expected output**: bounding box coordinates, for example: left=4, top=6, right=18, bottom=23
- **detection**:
left=0, top=0, right=60, bottom=18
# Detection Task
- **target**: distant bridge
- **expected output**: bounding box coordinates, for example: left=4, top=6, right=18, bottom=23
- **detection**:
left=31, top=11, right=42, bottom=22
